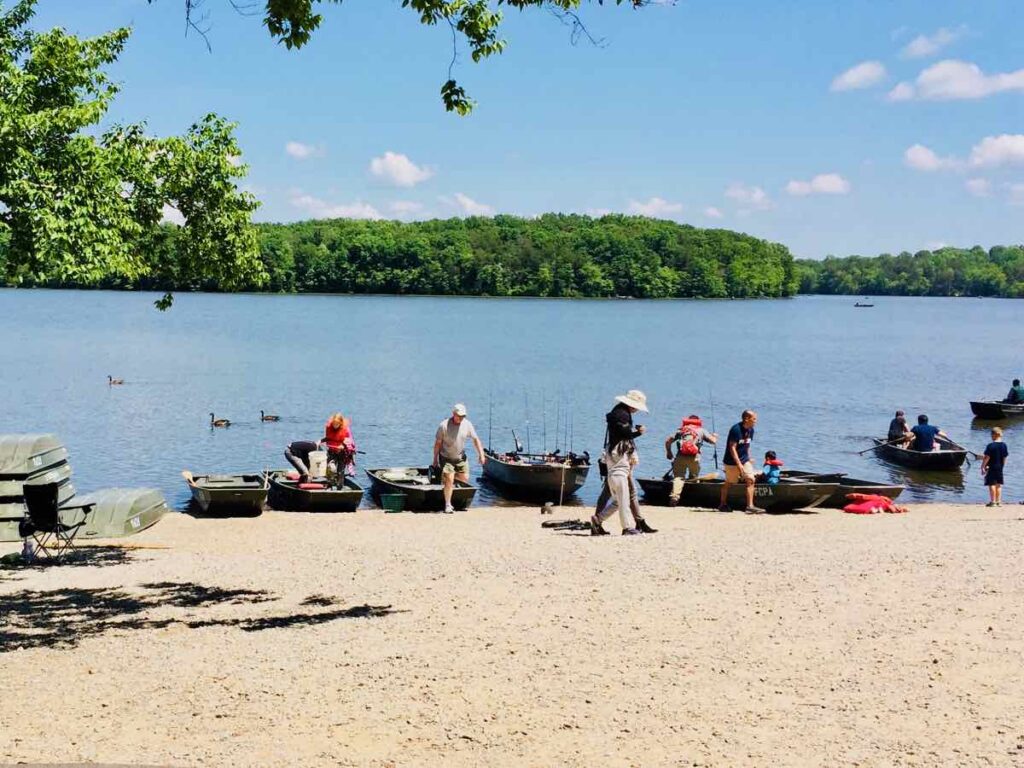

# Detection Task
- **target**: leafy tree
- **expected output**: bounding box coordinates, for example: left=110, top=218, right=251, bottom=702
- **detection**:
left=0, top=0, right=263, bottom=308
left=165, top=0, right=652, bottom=114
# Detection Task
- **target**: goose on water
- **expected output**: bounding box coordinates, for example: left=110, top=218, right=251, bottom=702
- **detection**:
left=210, top=413, right=231, bottom=428
left=108, top=375, right=125, bottom=385
left=260, top=410, right=280, bottom=422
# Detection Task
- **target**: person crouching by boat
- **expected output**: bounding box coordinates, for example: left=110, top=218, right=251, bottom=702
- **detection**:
left=759, top=451, right=783, bottom=485
left=719, top=409, right=764, bottom=514
left=432, top=403, right=486, bottom=514
left=285, top=440, right=320, bottom=482
left=591, top=390, right=653, bottom=536
left=664, top=414, right=717, bottom=506
left=910, top=414, right=948, bottom=452
left=1005, top=379, right=1024, bottom=405
left=981, top=427, right=1008, bottom=507
left=324, top=412, right=357, bottom=478
left=887, top=410, right=912, bottom=447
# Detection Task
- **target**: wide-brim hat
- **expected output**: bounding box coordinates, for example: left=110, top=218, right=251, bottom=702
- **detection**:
left=615, top=389, right=649, bottom=413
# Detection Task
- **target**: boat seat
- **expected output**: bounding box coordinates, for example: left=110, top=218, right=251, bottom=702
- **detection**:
left=298, top=482, right=326, bottom=490
left=206, top=474, right=237, bottom=483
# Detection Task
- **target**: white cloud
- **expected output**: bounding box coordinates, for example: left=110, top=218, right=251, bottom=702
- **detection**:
left=389, top=200, right=425, bottom=217
left=285, top=141, right=325, bottom=160
left=903, top=143, right=959, bottom=172
left=965, top=178, right=992, bottom=197
left=968, top=134, right=1024, bottom=168
left=1007, top=183, right=1024, bottom=206
left=892, top=60, right=1024, bottom=101
left=725, top=183, right=772, bottom=210
left=626, top=196, right=684, bottom=218
left=442, top=192, right=494, bottom=216
left=901, top=26, right=965, bottom=59
left=785, top=173, right=851, bottom=196
left=369, top=151, right=434, bottom=188
left=703, top=206, right=724, bottom=219
left=830, top=61, right=887, bottom=92
left=586, top=207, right=614, bottom=217
left=161, top=204, right=185, bottom=226
left=289, top=191, right=382, bottom=220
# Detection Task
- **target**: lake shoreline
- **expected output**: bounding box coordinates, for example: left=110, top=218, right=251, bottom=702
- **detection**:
left=2, top=501, right=1021, bottom=766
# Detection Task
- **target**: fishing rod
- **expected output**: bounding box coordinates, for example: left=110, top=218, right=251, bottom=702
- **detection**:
left=524, top=389, right=531, bottom=454
left=562, top=390, right=569, bottom=455
left=554, top=393, right=561, bottom=453
left=569, top=391, right=574, bottom=454
left=542, top=392, right=547, bottom=453
left=488, top=388, right=493, bottom=452
left=708, top=386, right=719, bottom=470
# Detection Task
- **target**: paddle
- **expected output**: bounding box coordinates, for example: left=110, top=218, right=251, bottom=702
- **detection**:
left=857, top=437, right=907, bottom=455
left=180, top=469, right=194, bottom=484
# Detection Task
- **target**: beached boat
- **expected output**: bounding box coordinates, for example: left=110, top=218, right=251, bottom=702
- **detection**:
left=482, top=449, right=590, bottom=500
left=636, top=476, right=837, bottom=512
left=970, top=400, right=1024, bottom=419
left=0, top=486, right=168, bottom=542
left=183, top=471, right=267, bottom=515
left=0, top=433, right=68, bottom=479
left=0, top=480, right=77, bottom=540
left=871, top=437, right=967, bottom=470
left=782, top=470, right=904, bottom=509
left=266, top=470, right=363, bottom=512
left=366, top=467, right=476, bottom=512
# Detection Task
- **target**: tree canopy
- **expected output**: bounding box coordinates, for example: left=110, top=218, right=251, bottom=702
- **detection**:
left=167, top=0, right=652, bottom=114
left=0, top=0, right=263, bottom=308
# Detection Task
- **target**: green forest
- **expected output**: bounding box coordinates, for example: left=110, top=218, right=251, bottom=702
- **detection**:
left=3, top=215, right=1023, bottom=300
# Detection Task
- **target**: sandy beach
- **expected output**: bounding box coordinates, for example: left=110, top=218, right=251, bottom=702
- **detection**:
left=1, top=503, right=1022, bottom=767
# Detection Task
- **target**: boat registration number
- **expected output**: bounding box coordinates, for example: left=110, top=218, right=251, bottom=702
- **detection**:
left=754, top=487, right=775, bottom=498
left=130, top=515, right=141, bottom=529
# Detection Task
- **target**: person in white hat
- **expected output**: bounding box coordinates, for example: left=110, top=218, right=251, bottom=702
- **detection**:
left=433, top=403, right=486, bottom=513
left=591, top=390, right=655, bottom=535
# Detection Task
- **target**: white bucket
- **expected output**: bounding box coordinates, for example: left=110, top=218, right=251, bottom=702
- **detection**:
left=308, top=450, right=328, bottom=478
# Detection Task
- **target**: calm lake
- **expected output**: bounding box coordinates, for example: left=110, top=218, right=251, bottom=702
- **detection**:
left=1, top=289, right=1019, bottom=508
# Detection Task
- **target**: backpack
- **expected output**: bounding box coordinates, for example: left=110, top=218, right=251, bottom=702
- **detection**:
left=678, top=423, right=702, bottom=456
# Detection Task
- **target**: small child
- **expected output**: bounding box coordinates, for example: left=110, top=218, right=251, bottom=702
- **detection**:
left=981, top=427, right=1008, bottom=507
left=761, top=450, right=783, bottom=486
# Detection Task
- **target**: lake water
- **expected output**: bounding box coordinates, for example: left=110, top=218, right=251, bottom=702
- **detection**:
left=1, top=289, right=1019, bottom=509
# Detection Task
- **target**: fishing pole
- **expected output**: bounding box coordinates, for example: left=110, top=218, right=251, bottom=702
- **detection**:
left=569, top=390, right=574, bottom=454
left=542, top=391, right=547, bottom=453
left=562, top=390, right=569, bottom=455
left=708, top=386, right=719, bottom=470
left=554, top=393, right=561, bottom=453
left=524, top=389, right=531, bottom=454
left=488, top=388, right=493, bottom=452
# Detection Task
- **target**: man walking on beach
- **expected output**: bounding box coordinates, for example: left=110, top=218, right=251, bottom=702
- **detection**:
left=433, top=403, right=486, bottom=514
left=591, top=390, right=654, bottom=536
left=719, top=409, right=764, bottom=514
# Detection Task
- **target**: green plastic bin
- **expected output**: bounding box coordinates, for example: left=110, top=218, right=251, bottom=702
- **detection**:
left=380, top=493, right=405, bottom=513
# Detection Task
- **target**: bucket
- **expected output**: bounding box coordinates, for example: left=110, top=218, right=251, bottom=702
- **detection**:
left=308, top=450, right=328, bottom=478
left=380, top=493, right=405, bottom=513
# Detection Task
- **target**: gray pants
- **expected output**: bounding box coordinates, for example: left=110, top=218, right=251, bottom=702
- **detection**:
left=284, top=448, right=310, bottom=476
left=595, top=472, right=642, bottom=522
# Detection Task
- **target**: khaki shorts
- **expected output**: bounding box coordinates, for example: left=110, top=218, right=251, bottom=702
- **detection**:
left=672, top=454, right=701, bottom=480
left=440, top=457, right=469, bottom=476
left=724, top=462, right=755, bottom=483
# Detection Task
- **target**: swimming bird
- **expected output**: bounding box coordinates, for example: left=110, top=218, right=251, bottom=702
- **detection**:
left=209, top=413, right=231, bottom=428
left=108, top=375, right=125, bottom=385
left=260, top=410, right=280, bottom=422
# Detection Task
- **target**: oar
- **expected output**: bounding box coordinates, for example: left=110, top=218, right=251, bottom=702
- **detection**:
left=181, top=469, right=194, bottom=484
left=857, top=437, right=906, bottom=455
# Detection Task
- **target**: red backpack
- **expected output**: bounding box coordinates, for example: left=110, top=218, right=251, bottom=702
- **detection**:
left=678, top=417, right=703, bottom=456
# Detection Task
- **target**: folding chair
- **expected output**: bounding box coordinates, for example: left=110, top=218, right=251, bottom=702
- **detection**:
left=21, top=482, right=95, bottom=562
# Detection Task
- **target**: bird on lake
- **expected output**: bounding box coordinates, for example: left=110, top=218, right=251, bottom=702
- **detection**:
left=108, top=375, right=125, bottom=385
left=209, top=413, right=231, bottom=428
left=260, top=410, right=280, bottom=422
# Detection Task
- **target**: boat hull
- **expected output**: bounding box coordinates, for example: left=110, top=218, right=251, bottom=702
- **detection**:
left=636, top=477, right=836, bottom=512
left=783, top=470, right=904, bottom=509
left=482, top=451, right=589, bottom=499
left=366, top=467, right=476, bottom=512
left=970, top=400, right=1024, bottom=419
left=186, top=473, right=267, bottom=514
left=267, top=471, right=363, bottom=512
left=872, top=438, right=967, bottom=470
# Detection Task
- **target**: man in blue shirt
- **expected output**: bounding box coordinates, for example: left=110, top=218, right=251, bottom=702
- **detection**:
left=719, top=409, right=764, bottom=514
left=910, top=414, right=948, bottom=452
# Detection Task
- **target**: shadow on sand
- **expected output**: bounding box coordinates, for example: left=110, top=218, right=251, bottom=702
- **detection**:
left=0, top=581, right=400, bottom=651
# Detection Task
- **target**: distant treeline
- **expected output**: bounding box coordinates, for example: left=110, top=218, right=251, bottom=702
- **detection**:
left=796, top=246, right=1024, bottom=298
left=3, top=217, right=1023, bottom=299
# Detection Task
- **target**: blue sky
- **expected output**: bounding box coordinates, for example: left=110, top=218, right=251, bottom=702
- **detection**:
left=29, top=0, right=1024, bottom=258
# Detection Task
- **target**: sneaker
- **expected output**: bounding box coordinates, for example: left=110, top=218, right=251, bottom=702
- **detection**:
left=668, top=496, right=679, bottom=508
left=985, top=502, right=996, bottom=507
left=443, top=504, right=455, bottom=514
left=717, top=504, right=731, bottom=513
left=744, top=506, right=766, bottom=515
left=621, top=528, right=642, bottom=536
left=636, top=519, right=658, bottom=534
left=590, top=515, right=609, bottom=536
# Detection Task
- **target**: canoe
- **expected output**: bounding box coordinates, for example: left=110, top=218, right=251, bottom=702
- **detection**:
left=184, top=471, right=267, bottom=514
left=366, top=467, right=476, bottom=512
left=481, top=449, right=590, bottom=500
left=266, top=470, right=363, bottom=512
left=782, top=470, right=904, bottom=509
left=970, top=400, right=1024, bottom=419
left=1, top=486, right=167, bottom=542
left=636, top=476, right=837, bottom=512
left=871, top=437, right=967, bottom=470
left=0, top=433, right=68, bottom=478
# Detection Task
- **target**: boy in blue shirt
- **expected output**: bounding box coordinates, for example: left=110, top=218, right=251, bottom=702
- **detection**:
left=760, top=451, right=783, bottom=485
left=981, top=426, right=1009, bottom=507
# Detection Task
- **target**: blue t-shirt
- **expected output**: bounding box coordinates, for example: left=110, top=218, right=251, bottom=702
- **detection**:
left=910, top=424, right=940, bottom=452
left=724, top=423, right=754, bottom=465
left=984, top=441, right=1008, bottom=470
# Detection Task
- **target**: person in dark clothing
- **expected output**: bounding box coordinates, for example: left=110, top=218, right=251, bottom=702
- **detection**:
left=719, top=409, right=763, bottom=514
left=1005, top=379, right=1024, bottom=404
left=910, top=414, right=948, bottom=452
left=591, top=390, right=657, bottom=536
left=981, top=426, right=1008, bottom=506
left=285, top=440, right=319, bottom=480
left=887, top=410, right=911, bottom=447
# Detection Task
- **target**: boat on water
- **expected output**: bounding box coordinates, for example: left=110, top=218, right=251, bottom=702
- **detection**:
left=482, top=449, right=590, bottom=500
left=183, top=471, right=268, bottom=515
left=636, top=476, right=837, bottom=512
left=969, top=400, right=1024, bottom=420
left=366, top=467, right=476, bottom=512
left=871, top=437, right=967, bottom=470
left=266, top=470, right=364, bottom=512
left=854, top=302, right=874, bottom=307
left=782, top=470, right=904, bottom=509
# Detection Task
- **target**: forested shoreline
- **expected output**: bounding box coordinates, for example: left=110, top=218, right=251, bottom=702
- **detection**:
left=2, top=215, right=1022, bottom=299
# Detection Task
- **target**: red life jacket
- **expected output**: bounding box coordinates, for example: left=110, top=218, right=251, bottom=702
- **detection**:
left=678, top=417, right=703, bottom=456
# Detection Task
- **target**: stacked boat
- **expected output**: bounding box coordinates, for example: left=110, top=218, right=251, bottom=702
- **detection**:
left=0, top=433, right=169, bottom=542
